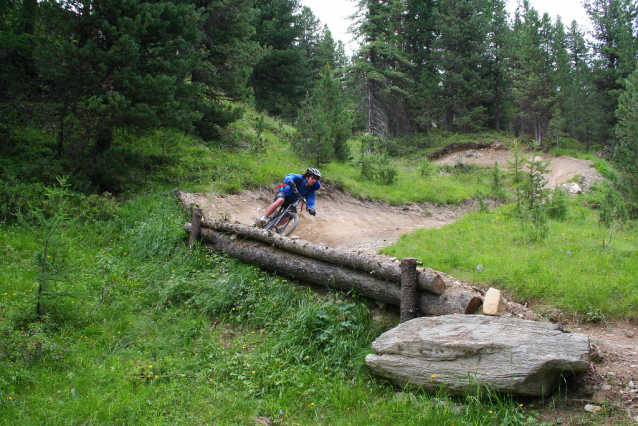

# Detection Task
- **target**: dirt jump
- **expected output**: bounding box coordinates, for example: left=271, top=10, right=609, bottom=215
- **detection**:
left=181, top=146, right=638, bottom=424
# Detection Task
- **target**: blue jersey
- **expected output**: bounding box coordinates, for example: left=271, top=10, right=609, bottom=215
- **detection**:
left=281, top=173, right=320, bottom=210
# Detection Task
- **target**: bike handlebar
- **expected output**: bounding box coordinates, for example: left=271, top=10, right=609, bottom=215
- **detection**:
left=291, top=187, right=311, bottom=213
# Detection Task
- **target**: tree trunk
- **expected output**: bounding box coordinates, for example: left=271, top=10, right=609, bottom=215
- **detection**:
left=196, top=218, right=445, bottom=295
left=400, top=258, right=418, bottom=322
left=184, top=224, right=482, bottom=316
left=188, top=208, right=203, bottom=249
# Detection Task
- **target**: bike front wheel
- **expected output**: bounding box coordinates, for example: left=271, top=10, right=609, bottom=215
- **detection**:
left=264, top=212, right=299, bottom=236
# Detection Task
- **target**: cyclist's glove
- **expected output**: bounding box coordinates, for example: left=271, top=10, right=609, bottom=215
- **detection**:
left=288, top=181, right=296, bottom=191
left=309, top=208, right=316, bottom=216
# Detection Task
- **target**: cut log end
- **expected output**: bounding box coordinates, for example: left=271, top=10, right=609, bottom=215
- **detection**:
left=465, top=297, right=483, bottom=314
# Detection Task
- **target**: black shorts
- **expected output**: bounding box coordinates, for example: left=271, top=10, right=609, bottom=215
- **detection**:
left=273, top=190, right=290, bottom=207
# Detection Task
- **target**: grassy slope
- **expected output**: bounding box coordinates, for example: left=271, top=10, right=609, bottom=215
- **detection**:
left=0, top=115, right=625, bottom=425
left=382, top=203, right=638, bottom=318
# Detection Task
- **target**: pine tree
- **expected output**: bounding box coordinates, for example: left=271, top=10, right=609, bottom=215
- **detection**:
left=561, top=20, right=605, bottom=146
left=614, top=66, right=638, bottom=213
left=350, top=0, right=412, bottom=138
left=403, top=0, right=440, bottom=133
left=485, top=0, right=512, bottom=131
left=191, top=0, right=262, bottom=140
left=433, top=0, right=493, bottom=132
left=250, top=0, right=321, bottom=119
left=510, top=2, right=557, bottom=143
left=295, top=65, right=351, bottom=164
left=36, top=0, right=208, bottom=155
left=585, top=0, right=638, bottom=142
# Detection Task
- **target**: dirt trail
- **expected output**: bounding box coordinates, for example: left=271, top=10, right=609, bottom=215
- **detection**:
left=188, top=186, right=477, bottom=254
left=188, top=146, right=603, bottom=255
left=182, top=148, right=638, bottom=424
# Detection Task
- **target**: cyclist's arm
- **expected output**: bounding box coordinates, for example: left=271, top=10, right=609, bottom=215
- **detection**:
left=283, top=173, right=303, bottom=186
left=305, top=190, right=316, bottom=211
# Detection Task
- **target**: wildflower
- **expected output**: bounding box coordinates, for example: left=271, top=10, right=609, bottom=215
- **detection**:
left=431, top=375, right=436, bottom=378
left=311, top=403, right=315, bottom=406
left=489, top=411, right=493, bottom=414
left=476, top=264, right=484, bottom=272
left=8, top=397, right=12, bottom=400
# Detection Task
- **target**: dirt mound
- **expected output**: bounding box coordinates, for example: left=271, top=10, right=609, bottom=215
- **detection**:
left=432, top=145, right=604, bottom=191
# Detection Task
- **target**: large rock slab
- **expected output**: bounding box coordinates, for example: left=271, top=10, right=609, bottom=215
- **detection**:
left=365, top=314, right=590, bottom=396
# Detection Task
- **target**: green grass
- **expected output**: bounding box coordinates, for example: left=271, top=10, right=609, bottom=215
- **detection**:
left=381, top=201, right=638, bottom=318
left=324, top=153, right=497, bottom=205
left=0, top=117, right=626, bottom=425
left=0, top=191, right=555, bottom=425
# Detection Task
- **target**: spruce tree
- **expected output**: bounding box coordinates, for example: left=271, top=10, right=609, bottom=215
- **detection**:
left=614, top=66, right=638, bottom=213
left=433, top=0, right=492, bottom=132
left=350, top=0, right=412, bottom=138
left=295, top=65, right=351, bottom=164
left=585, top=0, right=638, bottom=142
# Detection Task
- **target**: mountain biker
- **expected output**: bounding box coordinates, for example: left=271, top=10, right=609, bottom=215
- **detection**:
left=256, top=168, right=321, bottom=227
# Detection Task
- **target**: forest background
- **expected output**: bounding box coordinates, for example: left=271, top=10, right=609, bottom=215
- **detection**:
left=2, top=0, right=638, bottom=424
left=2, top=0, right=638, bottom=208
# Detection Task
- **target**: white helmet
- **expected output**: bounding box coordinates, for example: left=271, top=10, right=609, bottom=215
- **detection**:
left=306, top=168, right=321, bottom=179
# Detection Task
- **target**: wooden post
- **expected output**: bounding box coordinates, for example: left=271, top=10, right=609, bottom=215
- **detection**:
left=188, top=207, right=203, bottom=249
left=400, top=258, right=418, bottom=323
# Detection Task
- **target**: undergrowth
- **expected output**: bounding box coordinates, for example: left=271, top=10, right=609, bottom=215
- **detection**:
left=0, top=191, right=556, bottom=425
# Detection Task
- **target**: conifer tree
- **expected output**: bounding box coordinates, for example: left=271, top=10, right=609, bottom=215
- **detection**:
left=562, top=21, right=604, bottom=145
left=403, top=0, right=440, bottom=133
left=250, top=0, right=321, bottom=119
left=295, top=65, right=351, bottom=164
left=614, top=66, right=638, bottom=212
left=350, top=0, right=412, bottom=138
left=510, top=2, right=557, bottom=143
left=585, top=0, right=638, bottom=141
left=192, top=0, right=262, bottom=140
left=36, top=0, right=208, bottom=155
left=433, top=0, right=492, bottom=132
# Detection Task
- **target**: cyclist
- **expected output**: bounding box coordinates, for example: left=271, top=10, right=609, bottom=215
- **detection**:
left=256, top=168, right=321, bottom=227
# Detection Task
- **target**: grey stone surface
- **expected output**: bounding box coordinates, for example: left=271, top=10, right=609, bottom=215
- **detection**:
left=365, top=314, right=590, bottom=396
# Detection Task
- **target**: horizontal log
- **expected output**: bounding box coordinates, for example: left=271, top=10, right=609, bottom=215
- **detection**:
left=199, top=219, right=445, bottom=295
left=184, top=223, right=480, bottom=316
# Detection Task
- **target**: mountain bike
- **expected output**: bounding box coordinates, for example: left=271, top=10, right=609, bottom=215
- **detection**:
left=256, top=188, right=309, bottom=236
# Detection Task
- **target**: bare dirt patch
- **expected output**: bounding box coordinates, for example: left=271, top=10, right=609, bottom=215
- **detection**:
left=181, top=149, right=637, bottom=424
left=432, top=145, right=604, bottom=191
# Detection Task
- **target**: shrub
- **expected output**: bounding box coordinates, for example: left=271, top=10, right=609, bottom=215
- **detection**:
left=547, top=188, right=568, bottom=221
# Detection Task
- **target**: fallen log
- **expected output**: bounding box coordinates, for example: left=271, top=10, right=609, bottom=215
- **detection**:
left=198, top=219, right=445, bottom=295
left=173, top=189, right=444, bottom=294
left=185, top=224, right=481, bottom=315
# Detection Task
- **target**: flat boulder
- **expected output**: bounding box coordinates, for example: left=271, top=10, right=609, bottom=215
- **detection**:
left=365, top=314, right=590, bottom=397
